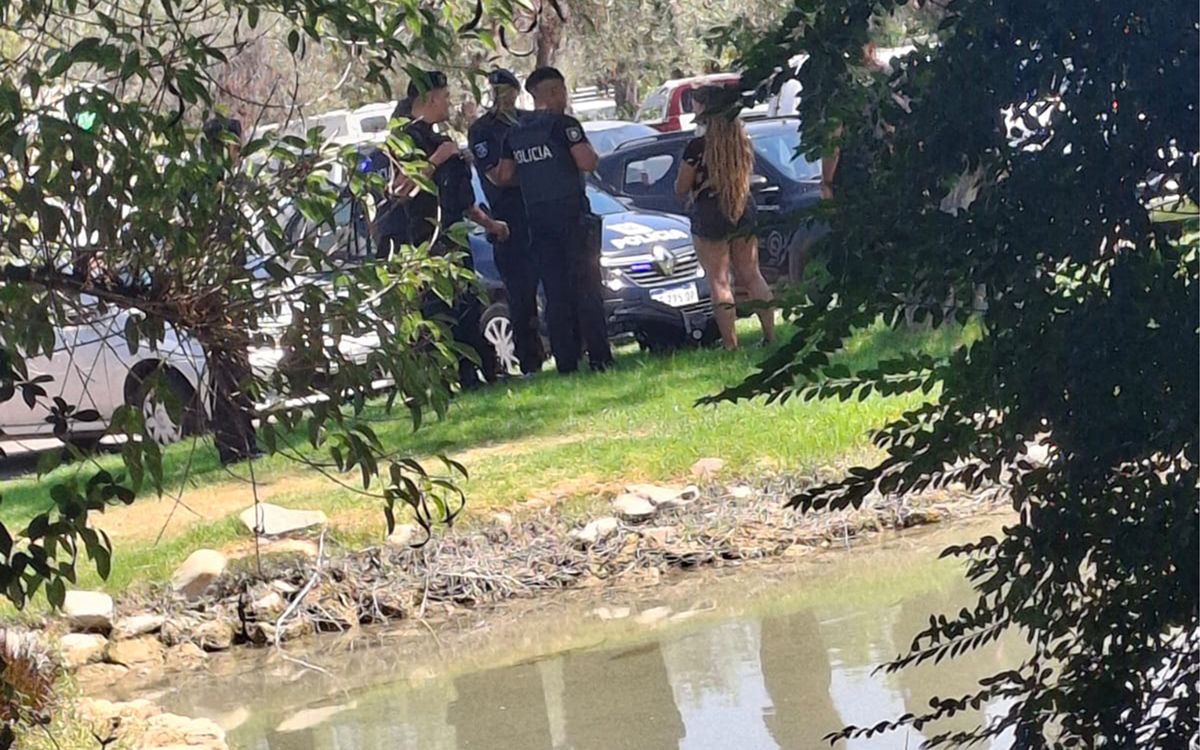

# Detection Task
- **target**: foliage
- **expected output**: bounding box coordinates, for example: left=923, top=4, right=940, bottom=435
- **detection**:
left=0, top=629, right=60, bottom=747
left=557, top=0, right=791, bottom=110
left=722, top=0, right=1199, bottom=746
left=0, top=0, right=520, bottom=609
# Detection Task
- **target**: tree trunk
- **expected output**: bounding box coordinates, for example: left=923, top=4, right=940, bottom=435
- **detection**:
left=535, top=1, right=565, bottom=67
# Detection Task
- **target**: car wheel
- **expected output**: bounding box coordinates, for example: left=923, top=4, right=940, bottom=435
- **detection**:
left=128, top=367, right=199, bottom=445
left=65, top=435, right=104, bottom=454
left=481, top=303, right=521, bottom=377
left=787, top=235, right=810, bottom=283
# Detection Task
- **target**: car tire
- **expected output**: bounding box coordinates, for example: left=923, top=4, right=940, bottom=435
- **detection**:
left=481, top=302, right=522, bottom=377
left=127, top=366, right=201, bottom=446
left=64, top=435, right=104, bottom=454
left=787, top=234, right=810, bottom=284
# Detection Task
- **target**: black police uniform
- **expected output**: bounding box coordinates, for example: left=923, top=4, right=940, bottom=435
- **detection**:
left=468, top=109, right=544, bottom=375
left=400, top=118, right=498, bottom=388
left=502, top=112, right=612, bottom=374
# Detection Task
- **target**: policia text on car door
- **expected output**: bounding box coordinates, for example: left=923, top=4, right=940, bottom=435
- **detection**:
left=497, top=67, right=613, bottom=375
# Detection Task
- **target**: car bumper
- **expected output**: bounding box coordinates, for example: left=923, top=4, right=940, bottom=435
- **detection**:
left=603, top=281, right=714, bottom=343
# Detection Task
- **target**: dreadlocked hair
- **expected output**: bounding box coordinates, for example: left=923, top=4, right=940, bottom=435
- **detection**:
left=702, top=116, right=753, bottom=224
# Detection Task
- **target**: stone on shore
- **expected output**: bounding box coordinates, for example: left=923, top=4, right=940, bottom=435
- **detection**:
left=141, top=712, right=227, bottom=750
left=386, top=523, right=419, bottom=548
left=75, top=662, right=129, bottom=687
left=106, top=635, right=164, bottom=667
left=569, top=517, right=620, bottom=548
left=59, top=633, right=107, bottom=669
left=690, top=457, right=725, bottom=479
left=171, top=549, right=228, bottom=601
left=63, top=590, right=115, bottom=632
left=239, top=503, right=326, bottom=537
left=612, top=493, right=656, bottom=522
left=113, top=614, right=167, bottom=640
left=195, top=620, right=235, bottom=652
left=164, top=643, right=208, bottom=671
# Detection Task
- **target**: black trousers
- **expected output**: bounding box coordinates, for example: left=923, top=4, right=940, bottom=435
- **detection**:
left=528, top=209, right=613, bottom=374
left=209, top=346, right=258, bottom=465
left=492, top=212, right=544, bottom=375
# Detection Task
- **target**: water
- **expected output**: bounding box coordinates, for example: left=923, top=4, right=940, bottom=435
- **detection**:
left=146, top=522, right=1018, bottom=749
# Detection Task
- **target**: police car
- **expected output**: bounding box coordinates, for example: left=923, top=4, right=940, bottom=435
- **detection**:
left=469, top=176, right=716, bottom=371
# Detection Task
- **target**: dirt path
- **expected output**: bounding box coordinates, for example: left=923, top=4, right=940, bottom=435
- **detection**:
left=89, top=432, right=602, bottom=544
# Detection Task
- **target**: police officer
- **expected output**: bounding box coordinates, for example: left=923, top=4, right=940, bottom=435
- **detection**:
left=468, top=69, right=544, bottom=376
left=497, top=67, right=613, bottom=375
left=385, top=70, right=510, bottom=388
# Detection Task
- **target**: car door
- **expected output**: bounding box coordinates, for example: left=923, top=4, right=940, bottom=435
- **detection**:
left=598, top=143, right=689, bottom=215
left=0, top=307, right=116, bottom=437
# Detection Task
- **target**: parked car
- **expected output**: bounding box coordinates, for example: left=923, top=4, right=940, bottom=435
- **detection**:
left=0, top=302, right=210, bottom=447
left=594, top=116, right=823, bottom=284
left=468, top=175, right=716, bottom=371
left=583, top=120, right=659, bottom=156
left=635, top=73, right=741, bottom=133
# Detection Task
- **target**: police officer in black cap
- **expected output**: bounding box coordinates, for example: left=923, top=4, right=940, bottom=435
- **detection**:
left=467, top=69, right=544, bottom=376
left=496, top=67, right=613, bottom=375
left=382, top=70, right=510, bottom=388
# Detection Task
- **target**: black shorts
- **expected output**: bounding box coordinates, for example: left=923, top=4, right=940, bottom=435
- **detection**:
left=689, top=196, right=757, bottom=242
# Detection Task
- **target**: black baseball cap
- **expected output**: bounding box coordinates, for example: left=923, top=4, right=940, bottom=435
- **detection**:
left=406, top=70, right=449, bottom=99
left=525, top=66, right=565, bottom=94
left=693, top=84, right=743, bottom=121
left=487, top=68, right=520, bottom=88
left=203, top=116, right=243, bottom=143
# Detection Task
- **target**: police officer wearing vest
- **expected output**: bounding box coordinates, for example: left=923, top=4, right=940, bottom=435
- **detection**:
left=468, top=69, right=544, bottom=376
left=497, top=67, right=613, bottom=375
left=386, top=70, right=509, bottom=388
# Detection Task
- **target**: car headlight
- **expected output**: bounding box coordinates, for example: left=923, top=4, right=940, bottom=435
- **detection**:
left=602, top=266, right=626, bottom=291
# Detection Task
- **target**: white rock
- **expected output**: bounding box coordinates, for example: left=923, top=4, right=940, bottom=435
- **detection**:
left=59, top=633, right=107, bottom=669
left=171, top=549, right=228, bottom=601
left=569, top=517, right=620, bottom=548
left=113, top=614, right=167, bottom=640
left=239, top=503, right=327, bottom=537
left=63, top=590, right=114, bottom=632
left=612, top=494, right=656, bottom=522
left=625, top=483, right=685, bottom=507
left=728, top=484, right=754, bottom=500
left=386, top=523, right=419, bottom=548
left=690, top=457, right=725, bottom=479
left=492, top=512, right=514, bottom=529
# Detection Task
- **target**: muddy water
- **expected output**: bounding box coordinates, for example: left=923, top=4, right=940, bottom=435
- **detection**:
left=146, top=520, right=1019, bottom=749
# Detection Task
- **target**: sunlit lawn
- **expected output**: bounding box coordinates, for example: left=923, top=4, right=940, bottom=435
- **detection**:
left=0, top=319, right=971, bottom=596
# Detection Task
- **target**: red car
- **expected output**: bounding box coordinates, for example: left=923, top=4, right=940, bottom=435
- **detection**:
left=635, top=73, right=741, bottom=133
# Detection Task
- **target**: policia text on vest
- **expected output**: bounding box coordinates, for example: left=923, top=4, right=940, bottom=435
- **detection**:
left=497, top=67, right=613, bottom=375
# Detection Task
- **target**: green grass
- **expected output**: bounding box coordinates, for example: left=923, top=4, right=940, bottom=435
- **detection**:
left=0, top=319, right=971, bottom=597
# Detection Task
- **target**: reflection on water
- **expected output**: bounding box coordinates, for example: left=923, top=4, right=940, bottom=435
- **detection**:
left=158, top=527, right=1018, bottom=749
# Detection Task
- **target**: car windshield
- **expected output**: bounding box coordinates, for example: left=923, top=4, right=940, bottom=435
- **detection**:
left=752, top=130, right=821, bottom=182
left=637, top=88, right=669, bottom=123
left=586, top=184, right=626, bottom=215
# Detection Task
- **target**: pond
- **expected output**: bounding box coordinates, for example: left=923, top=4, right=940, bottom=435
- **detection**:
left=144, top=520, right=1018, bottom=749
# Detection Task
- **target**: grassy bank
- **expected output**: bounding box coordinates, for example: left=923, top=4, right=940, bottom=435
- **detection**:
left=0, top=320, right=971, bottom=598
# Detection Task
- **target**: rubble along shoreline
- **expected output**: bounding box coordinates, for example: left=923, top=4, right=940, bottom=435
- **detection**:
left=47, top=472, right=1004, bottom=697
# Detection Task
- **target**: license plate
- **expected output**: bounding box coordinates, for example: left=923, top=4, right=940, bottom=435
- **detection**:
left=651, top=282, right=700, bottom=308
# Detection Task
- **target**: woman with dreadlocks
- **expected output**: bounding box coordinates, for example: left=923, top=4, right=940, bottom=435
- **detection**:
left=674, top=85, right=775, bottom=351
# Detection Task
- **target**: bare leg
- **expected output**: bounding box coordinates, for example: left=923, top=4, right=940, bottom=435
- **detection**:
left=694, top=236, right=737, bottom=350
left=731, top=234, right=776, bottom=344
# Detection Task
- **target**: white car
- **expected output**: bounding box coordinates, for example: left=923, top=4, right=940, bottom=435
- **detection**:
left=0, top=304, right=210, bottom=447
